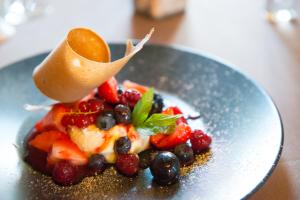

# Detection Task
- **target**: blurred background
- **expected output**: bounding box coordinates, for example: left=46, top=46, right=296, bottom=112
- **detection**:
left=0, top=0, right=300, bottom=199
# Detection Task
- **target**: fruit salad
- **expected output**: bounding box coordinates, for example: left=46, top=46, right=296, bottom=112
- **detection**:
left=25, top=77, right=212, bottom=186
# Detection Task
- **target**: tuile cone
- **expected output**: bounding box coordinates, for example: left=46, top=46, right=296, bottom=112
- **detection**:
left=33, top=27, right=154, bottom=102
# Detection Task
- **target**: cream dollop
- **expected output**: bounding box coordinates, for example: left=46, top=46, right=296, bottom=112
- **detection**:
left=69, top=125, right=150, bottom=163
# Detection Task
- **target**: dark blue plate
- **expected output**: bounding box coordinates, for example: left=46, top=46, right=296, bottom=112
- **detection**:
left=0, top=44, right=283, bottom=200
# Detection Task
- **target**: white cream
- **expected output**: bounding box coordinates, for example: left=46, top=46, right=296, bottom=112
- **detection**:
left=69, top=125, right=150, bottom=163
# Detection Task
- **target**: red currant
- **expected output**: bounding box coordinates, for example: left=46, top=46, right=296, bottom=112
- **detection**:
left=87, top=99, right=104, bottom=112
left=73, top=115, right=90, bottom=128
left=61, top=115, right=74, bottom=127
left=78, top=101, right=90, bottom=112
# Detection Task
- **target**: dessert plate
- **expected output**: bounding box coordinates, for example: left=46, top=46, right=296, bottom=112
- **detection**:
left=0, top=44, right=283, bottom=200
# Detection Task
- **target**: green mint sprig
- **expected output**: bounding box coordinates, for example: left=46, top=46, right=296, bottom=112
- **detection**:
left=132, top=88, right=181, bottom=135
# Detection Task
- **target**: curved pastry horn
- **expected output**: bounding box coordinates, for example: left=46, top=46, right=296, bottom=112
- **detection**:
left=33, top=27, right=154, bottom=102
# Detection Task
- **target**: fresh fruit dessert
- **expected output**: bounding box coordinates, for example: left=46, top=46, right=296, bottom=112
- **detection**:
left=25, top=77, right=212, bottom=186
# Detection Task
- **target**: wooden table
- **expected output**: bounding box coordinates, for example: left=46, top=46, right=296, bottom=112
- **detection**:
left=0, top=0, right=299, bottom=199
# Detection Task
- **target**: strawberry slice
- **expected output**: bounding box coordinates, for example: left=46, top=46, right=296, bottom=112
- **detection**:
left=34, top=103, right=71, bottom=132
left=29, top=130, right=69, bottom=152
left=150, top=123, right=192, bottom=149
left=97, top=77, right=119, bottom=103
left=48, top=139, right=88, bottom=166
left=123, top=80, right=149, bottom=94
left=162, top=106, right=187, bottom=124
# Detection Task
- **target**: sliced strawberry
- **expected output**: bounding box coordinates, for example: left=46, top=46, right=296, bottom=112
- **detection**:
left=48, top=139, right=88, bottom=166
left=29, top=130, right=69, bottom=152
left=123, top=80, right=149, bottom=94
left=150, top=123, right=192, bottom=149
left=34, top=103, right=71, bottom=132
left=97, top=77, right=119, bottom=103
left=162, top=106, right=187, bottom=124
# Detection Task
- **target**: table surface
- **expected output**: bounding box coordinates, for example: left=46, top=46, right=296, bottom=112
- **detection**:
left=0, top=0, right=299, bottom=199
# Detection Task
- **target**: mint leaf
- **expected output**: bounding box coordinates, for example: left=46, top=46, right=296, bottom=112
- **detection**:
left=136, top=114, right=181, bottom=136
left=132, top=89, right=183, bottom=136
left=143, top=114, right=181, bottom=127
left=136, top=124, right=176, bottom=136
left=132, top=88, right=154, bottom=126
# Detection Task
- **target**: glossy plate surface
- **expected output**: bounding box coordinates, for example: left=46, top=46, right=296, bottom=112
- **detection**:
left=0, top=44, right=283, bottom=200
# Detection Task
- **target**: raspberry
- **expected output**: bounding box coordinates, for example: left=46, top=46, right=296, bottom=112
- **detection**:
left=190, top=130, right=212, bottom=153
left=119, top=89, right=141, bottom=108
left=52, top=160, right=78, bottom=186
left=115, top=154, right=139, bottom=176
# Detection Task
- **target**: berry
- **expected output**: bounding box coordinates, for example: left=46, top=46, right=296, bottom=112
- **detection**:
left=117, top=88, right=123, bottom=95
left=78, top=101, right=90, bottom=112
left=52, top=160, right=79, bottom=186
left=150, top=151, right=180, bottom=186
left=78, top=99, right=104, bottom=113
left=150, top=123, right=192, bottom=149
left=87, top=114, right=97, bottom=124
left=25, top=145, right=50, bottom=175
left=61, top=114, right=74, bottom=127
left=115, top=136, right=131, bottom=154
left=174, top=143, right=194, bottom=166
left=150, top=93, right=164, bottom=115
left=73, top=115, right=90, bottom=128
left=114, top=104, right=132, bottom=124
left=115, top=154, right=139, bottom=176
left=123, top=80, right=149, bottom=94
left=61, top=114, right=93, bottom=129
left=88, top=154, right=106, bottom=175
left=87, top=99, right=104, bottom=112
left=97, top=77, right=119, bottom=103
left=138, top=149, right=159, bottom=169
left=119, top=89, right=141, bottom=108
left=190, top=130, right=212, bottom=153
left=96, top=112, right=116, bottom=130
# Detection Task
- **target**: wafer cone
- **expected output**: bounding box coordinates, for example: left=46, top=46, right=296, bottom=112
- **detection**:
left=33, top=27, right=154, bottom=102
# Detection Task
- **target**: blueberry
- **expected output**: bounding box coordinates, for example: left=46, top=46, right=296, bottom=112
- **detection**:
left=117, top=88, right=123, bottom=95
left=115, top=136, right=131, bottom=154
left=150, top=93, right=164, bottom=115
left=138, top=149, right=159, bottom=169
left=150, top=151, right=180, bottom=186
left=174, top=143, right=194, bottom=166
left=88, top=154, right=106, bottom=175
left=114, top=104, right=131, bottom=124
left=96, top=111, right=116, bottom=130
